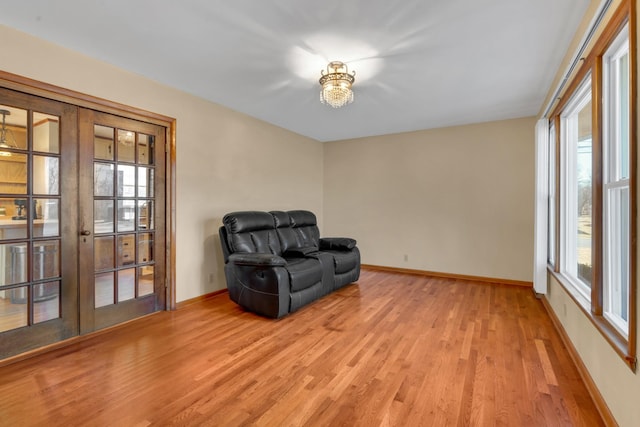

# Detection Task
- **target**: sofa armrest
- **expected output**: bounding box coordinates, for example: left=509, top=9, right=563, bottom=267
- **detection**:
left=320, top=237, right=357, bottom=251
left=228, top=253, right=287, bottom=267
left=224, top=257, right=290, bottom=318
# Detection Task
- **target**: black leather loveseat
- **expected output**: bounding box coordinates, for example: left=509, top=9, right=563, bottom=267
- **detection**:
left=219, top=210, right=360, bottom=318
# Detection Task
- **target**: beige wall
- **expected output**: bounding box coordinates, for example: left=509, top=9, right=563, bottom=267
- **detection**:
left=546, top=275, right=640, bottom=426
left=539, top=1, right=639, bottom=426
left=0, top=24, right=324, bottom=302
left=5, top=10, right=636, bottom=425
left=323, top=117, right=536, bottom=282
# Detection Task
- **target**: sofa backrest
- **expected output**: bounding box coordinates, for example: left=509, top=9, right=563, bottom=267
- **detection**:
left=222, top=211, right=282, bottom=255
left=222, top=210, right=321, bottom=257
left=286, top=210, right=320, bottom=249
left=270, top=211, right=297, bottom=253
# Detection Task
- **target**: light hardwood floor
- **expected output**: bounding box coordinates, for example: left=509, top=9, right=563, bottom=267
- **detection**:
left=0, top=269, right=603, bottom=426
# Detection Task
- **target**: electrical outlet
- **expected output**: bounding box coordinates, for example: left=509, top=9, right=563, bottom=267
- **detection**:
left=208, top=273, right=214, bottom=283
left=404, top=254, right=408, bottom=262
left=563, top=303, right=567, bottom=317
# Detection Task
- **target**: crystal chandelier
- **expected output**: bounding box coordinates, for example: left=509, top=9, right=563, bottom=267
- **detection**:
left=319, top=61, right=356, bottom=108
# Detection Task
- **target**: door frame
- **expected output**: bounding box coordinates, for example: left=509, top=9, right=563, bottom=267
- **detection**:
left=0, top=70, right=177, bottom=311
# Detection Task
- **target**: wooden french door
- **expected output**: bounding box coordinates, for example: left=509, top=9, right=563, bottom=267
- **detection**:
left=78, top=109, right=166, bottom=334
left=0, top=89, right=167, bottom=359
left=0, top=89, right=79, bottom=358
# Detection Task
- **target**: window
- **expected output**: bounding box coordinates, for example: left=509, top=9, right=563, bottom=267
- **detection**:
left=560, top=75, right=593, bottom=304
left=602, top=24, right=630, bottom=337
left=548, top=4, right=635, bottom=369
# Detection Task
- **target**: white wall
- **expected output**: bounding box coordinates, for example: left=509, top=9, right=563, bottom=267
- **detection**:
left=323, top=117, right=536, bottom=282
left=0, top=24, right=324, bottom=302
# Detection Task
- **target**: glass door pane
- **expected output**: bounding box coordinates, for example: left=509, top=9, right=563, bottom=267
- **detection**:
left=0, top=90, right=78, bottom=359
left=79, top=109, right=165, bottom=334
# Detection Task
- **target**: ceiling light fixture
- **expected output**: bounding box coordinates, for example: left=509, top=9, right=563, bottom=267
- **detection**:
left=0, top=109, right=17, bottom=157
left=118, top=130, right=135, bottom=147
left=319, top=61, right=355, bottom=108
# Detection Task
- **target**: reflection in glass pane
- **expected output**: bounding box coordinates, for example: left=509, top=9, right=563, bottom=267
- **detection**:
left=94, top=200, right=114, bottom=234
left=0, top=154, right=28, bottom=194
left=139, top=200, right=153, bottom=230
left=94, top=125, right=114, bottom=161
left=0, top=243, right=27, bottom=285
left=118, top=268, right=135, bottom=302
left=94, top=162, right=114, bottom=197
left=117, top=129, right=136, bottom=163
left=138, top=266, right=154, bottom=297
left=117, top=164, right=136, bottom=197
left=576, top=100, right=592, bottom=288
left=33, top=241, right=60, bottom=281
left=0, top=198, right=8, bottom=221
left=619, top=53, right=629, bottom=180
left=95, top=272, right=114, bottom=308
left=33, top=282, right=60, bottom=324
left=0, top=286, right=28, bottom=332
left=0, top=199, right=27, bottom=239
left=33, top=199, right=60, bottom=238
left=138, top=232, right=153, bottom=263
left=117, top=234, right=135, bottom=267
left=138, top=134, right=154, bottom=165
left=620, top=188, right=630, bottom=320
left=33, top=112, right=60, bottom=154
left=33, top=155, right=59, bottom=195
left=12, top=198, right=28, bottom=220
left=0, top=105, right=27, bottom=150
left=117, top=200, right=136, bottom=232
left=95, top=236, right=114, bottom=271
left=137, top=167, right=154, bottom=198
left=618, top=188, right=630, bottom=320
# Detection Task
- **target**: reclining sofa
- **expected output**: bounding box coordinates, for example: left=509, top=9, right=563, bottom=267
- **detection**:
left=219, top=210, right=360, bottom=318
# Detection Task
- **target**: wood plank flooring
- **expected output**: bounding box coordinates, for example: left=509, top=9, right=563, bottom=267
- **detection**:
left=0, top=269, right=604, bottom=426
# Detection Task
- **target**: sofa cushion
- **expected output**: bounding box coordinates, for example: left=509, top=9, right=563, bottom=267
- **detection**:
left=324, top=249, right=360, bottom=274
left=285, top=257, right=323, bottom=292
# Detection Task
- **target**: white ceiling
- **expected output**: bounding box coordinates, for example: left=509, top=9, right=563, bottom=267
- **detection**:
left=0, top=0, right=590, bottom=142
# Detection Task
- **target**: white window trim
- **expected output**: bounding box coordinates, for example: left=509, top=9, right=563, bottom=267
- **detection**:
left=602, top=23, right=630, bottom=338
left=548, top=124, right=556, bottom=266
left=560, top=74, right=593, bottom=308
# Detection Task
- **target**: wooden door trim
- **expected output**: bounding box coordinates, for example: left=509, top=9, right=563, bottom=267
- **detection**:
left=0, top=70, right=177, bottom=311
left=0, top=71, right=173, bottom=125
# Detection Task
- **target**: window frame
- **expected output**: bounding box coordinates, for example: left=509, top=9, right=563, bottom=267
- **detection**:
left=547, top=0, right=636, bottom=370
left=559, top=75, right=593, bottom=306
left=602, top=24, right=631, bottom=338
left=548, top=122, right=557, bottom=266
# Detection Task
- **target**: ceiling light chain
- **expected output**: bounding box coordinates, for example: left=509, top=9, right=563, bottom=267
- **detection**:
left=319, top=61, right=356, bottom=108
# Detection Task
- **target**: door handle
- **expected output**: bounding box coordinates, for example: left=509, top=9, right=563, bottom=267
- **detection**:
left=80, top=230, right=91, bottom=236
